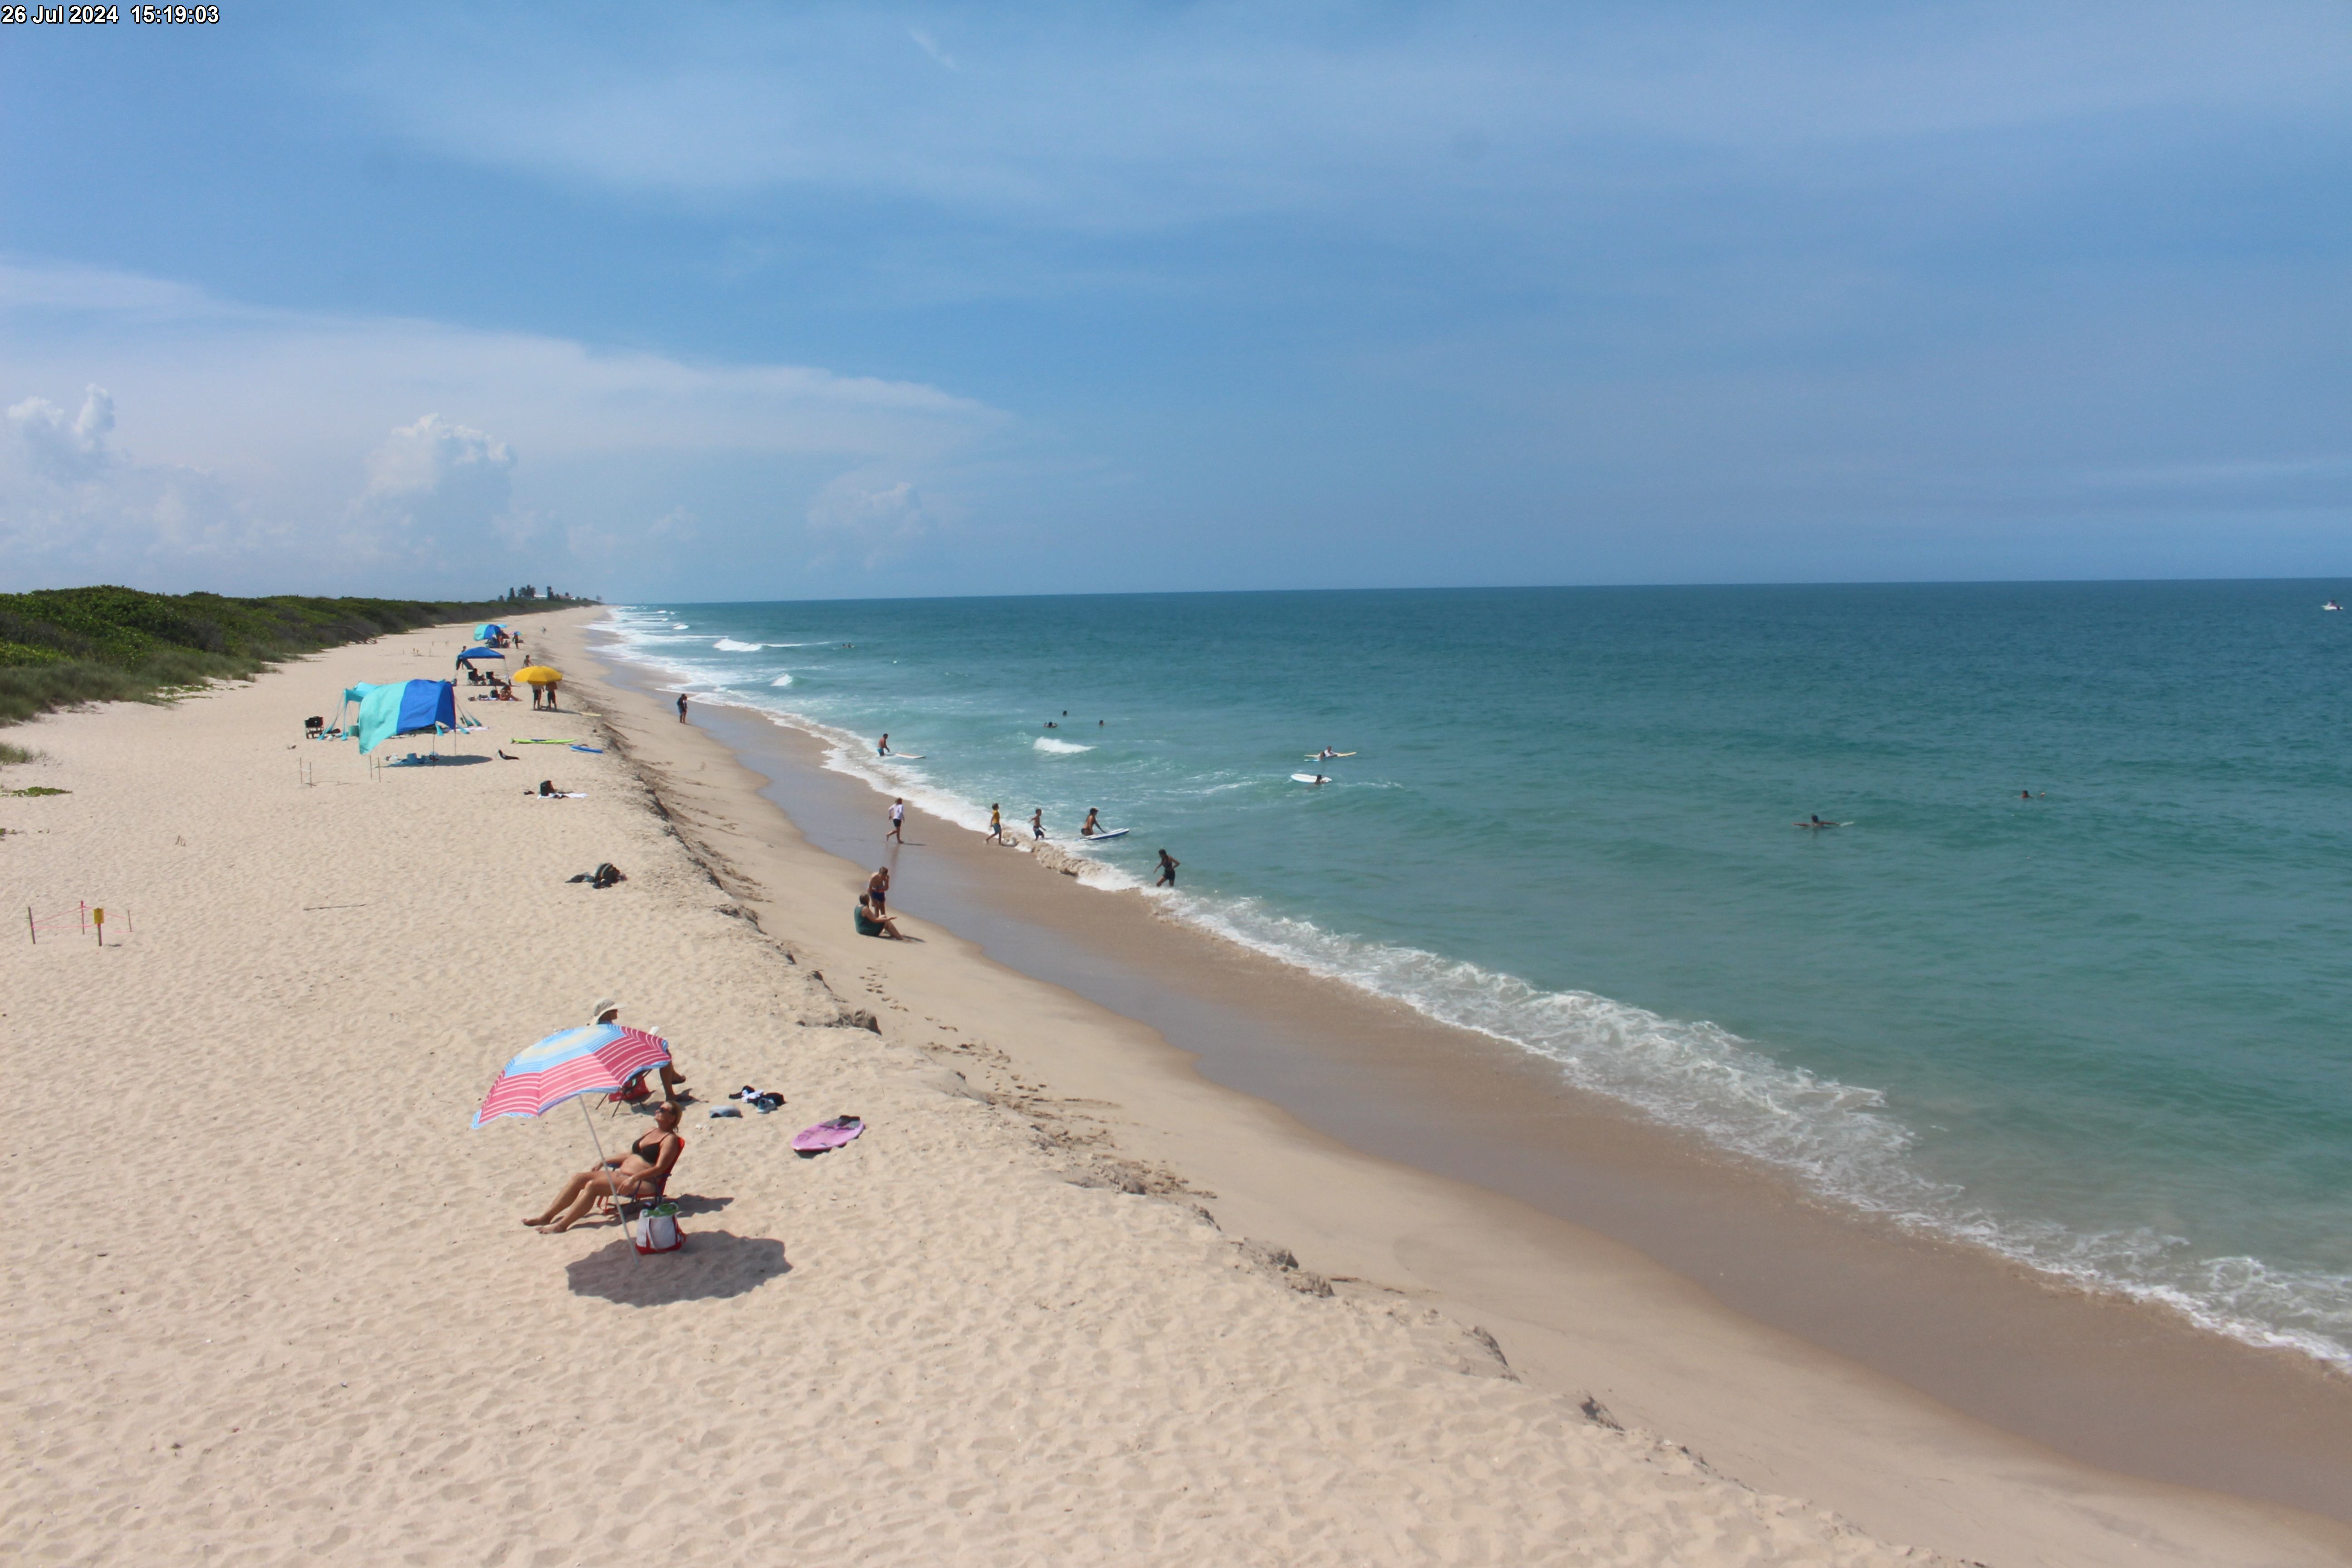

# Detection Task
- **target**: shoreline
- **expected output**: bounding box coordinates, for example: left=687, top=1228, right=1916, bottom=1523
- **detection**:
left=559, top=614, right=2352, bottom=1561
left=16, top=608, right=1999, bottom=1567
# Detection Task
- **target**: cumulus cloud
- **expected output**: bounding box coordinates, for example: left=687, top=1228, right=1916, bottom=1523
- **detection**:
left=8, top=385, right=119, bottom=484
left=348, top=413, right=518, bottom=559
left=807, top=469, right=932, bottom=564
left=0, top=262, right=1011, bottom=592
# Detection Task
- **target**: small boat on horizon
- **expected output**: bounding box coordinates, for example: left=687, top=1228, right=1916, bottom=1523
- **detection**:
left=2326, top=600, right=2342, bottom=612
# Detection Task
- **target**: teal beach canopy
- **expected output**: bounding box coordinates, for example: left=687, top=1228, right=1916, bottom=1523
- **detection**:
left=345, top=679, right=458, bottom=754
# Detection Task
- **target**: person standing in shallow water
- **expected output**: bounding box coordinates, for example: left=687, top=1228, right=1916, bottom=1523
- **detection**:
left=986, top=804, right=1005, bottom=843
left=1030, top=808, right=1045, bottom=840
left=1155, top=848, right=1179, bottom=887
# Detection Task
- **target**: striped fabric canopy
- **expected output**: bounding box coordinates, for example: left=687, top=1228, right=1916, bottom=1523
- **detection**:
left=473, top=1024, right=672, bottom=1128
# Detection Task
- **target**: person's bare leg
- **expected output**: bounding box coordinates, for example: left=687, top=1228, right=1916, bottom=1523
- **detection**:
left=540, top=1173, right=625, bottom=1233
left=523, top=1170, right=598, bottom=1226
left=660, top=1064, right=688, bottom=1098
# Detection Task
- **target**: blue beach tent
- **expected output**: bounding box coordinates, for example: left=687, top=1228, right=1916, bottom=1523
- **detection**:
left=343, top=679, right=460, bottom=755
left=474, top=622, right=506, bottom=641
left=456, top=646, right=506, bottom=664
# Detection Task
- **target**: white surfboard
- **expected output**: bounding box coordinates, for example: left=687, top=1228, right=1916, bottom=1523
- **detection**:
left=878, top=752, right=926, bottom=760
left=1079, top=827, right=1130, bottom=841
left=1303, top=751, right=1357, bottom=760
left=1291, top=773, right=1330, bottom=784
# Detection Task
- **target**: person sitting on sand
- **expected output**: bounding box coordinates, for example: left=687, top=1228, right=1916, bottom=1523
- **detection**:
left=595, top=999, right=686, bottom=1101
left=855, top=892, right=904, bottom=939
left=523, top=1101, right=683, bottom=1234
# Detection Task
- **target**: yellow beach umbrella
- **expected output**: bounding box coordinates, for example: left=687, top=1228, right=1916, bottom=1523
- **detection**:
left=511, top=665, right=564, bottom=686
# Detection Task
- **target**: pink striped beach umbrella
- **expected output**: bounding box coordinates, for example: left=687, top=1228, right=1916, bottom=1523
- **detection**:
left=473, top=1024, right=671, bottom=1128
left=477, top=1025, right=675, bottom=1256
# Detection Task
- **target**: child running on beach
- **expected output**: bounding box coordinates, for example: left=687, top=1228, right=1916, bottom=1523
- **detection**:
left=1155, top=848, right=1179, bottom=887
left=887, top=798, right=905, bottom=843
left=987, top=804, right=1004, bottom=843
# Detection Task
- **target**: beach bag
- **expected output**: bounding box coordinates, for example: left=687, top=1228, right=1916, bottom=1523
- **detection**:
left=628, top=1201, right=683, bottom=1254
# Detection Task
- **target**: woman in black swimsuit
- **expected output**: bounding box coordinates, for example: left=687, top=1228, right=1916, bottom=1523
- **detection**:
left=524, top=1101, right=684, bottom=1233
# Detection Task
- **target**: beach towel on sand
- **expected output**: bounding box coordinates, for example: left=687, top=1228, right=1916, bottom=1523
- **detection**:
left=792, top=1116, right=864, bottom=1154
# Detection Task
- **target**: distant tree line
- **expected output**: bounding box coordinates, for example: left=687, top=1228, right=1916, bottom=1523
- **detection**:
left=500, top=586, right=600, bottom=604
left=0, top=585, right=562, bottom=728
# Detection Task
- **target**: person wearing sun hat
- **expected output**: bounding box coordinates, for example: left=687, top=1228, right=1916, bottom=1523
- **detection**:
left=593, top=997, right=689, bottom=1102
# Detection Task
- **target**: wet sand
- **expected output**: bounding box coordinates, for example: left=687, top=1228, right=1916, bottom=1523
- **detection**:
left=568, top=616, right=2352, bottom=1562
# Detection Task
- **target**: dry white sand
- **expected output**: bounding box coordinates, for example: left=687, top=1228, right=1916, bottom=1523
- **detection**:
left=0, top=614, right=2337, bottom=1566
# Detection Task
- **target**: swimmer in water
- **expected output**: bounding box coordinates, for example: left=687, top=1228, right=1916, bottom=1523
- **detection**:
left=877, top=733, right=890, bottom=757
left=1080, top=808, right=1102, bottom=837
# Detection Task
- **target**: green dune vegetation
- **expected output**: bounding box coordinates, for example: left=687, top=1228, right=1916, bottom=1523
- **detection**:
left=0, top=586, right=591, bottom=730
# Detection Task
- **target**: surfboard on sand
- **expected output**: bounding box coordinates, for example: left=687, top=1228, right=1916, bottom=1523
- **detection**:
left=1079, top=827, right=1131, bottom=841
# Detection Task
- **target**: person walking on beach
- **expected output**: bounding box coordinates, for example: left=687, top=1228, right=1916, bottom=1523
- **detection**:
left=887, top=797, right=906, bottom=843
left=1030, top=808, right=1045, bottom=840
left=987, top=804, right=1004, bottom=844
left=867, top=866, right=890, bottom=915
left=676, top=692, right=690, bottom=724
left=1155, top=848, right=1179, bottom=888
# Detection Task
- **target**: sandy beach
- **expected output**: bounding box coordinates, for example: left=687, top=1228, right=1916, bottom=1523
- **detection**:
left=3, top=610, right=2346, bottom=1567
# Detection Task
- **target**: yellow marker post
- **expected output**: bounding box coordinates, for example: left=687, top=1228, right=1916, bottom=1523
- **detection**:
left=92, top=906, right=104, bottom=948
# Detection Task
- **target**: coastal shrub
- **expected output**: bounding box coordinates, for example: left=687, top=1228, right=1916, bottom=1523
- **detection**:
left=0, top=740, right=42, bottom=765
left=0, top=586, right=594, bottom=728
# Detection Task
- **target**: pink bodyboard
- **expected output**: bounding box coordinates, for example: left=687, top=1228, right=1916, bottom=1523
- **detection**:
left=792, top=1116, right=865, bottom=1153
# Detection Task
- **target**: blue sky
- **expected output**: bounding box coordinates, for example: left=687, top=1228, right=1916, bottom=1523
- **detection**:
left=2, top=1, right=2347, bottom=599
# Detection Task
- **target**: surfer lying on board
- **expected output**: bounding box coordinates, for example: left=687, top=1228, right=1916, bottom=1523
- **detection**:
left=1797, top=815, right=1838, bottom=828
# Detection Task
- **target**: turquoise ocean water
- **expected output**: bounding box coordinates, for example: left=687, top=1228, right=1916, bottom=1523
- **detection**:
left=603, top=583, right=2352, bottom=1367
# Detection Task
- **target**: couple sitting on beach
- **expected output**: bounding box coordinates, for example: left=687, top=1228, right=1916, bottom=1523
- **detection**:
left=856, top=867, right=906, bottom=939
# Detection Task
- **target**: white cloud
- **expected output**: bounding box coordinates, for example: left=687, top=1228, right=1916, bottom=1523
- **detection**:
left=345, top=413, right=519, bottom=561
left=8, top=385, right=119, bottom=484
left=0, top=261, right=1011, bottom=592
left=807, top=469, right=932, bottom=565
